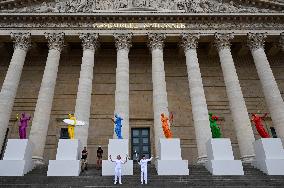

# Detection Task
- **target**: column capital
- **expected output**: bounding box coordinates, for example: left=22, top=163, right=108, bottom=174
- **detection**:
left=280, top=33, right=284, bottom=51
left=247, top=33, right=267, bottom=51
left=214, top=33, right=234, bottom=51
left=79, top=33, right=99, bottom=51
left=45, top=32, right=65, bottom=52
left=180, top=33, right=200, bottom=51
left=10, top=32, right=31, bottom=51
left=148, top=33, right=166, bottom=50
left=114, top=33, right=132, bottom=51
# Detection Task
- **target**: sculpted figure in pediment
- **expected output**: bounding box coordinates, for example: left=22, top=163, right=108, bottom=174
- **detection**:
left=76, top=0, right=88, bottom=12
left=199, top=0, right=211, bottom=12
left=114, top=0, right=129, bottom=9
left=134, top=0, right=149, bottom=8
left=35, top=2, right=54, bottom=12
left=149, top=0, right=159, bottom=9
left=0, top=0, right=281, bottom=13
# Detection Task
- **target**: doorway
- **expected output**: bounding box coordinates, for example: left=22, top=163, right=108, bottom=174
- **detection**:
left=131, top=128, right=151, bottom=161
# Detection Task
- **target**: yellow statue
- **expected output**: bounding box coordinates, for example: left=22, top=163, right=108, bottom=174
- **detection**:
left=68, top=114, right=76, bottom=139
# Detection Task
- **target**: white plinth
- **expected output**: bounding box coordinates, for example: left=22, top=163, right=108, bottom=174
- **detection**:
left=252, top=138, right=284, bottom=175
left=156, top=138, right=189, bottom=175
left=205, top=139, right=244, bottom=175
left=47, top=139, right=82, bottom=176
left=0, top=139, right=34, bottom=176
left=102, top=139, right=133, bottom=176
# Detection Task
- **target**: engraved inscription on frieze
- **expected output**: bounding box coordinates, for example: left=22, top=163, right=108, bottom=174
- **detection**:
left=0, top=0, right=280, bottom=13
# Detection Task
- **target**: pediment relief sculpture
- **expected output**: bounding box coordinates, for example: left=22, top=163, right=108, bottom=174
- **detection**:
left=0, top=0, right=283, bottom=13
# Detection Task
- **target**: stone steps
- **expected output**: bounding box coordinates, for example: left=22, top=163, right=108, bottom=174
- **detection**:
left=0, top=165, right=283, bottom=187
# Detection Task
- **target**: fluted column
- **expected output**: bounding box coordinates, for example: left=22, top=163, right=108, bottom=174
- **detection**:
left=148, top=33, right=169, bottom=155
left=0, top=33, right=31, bottom=150
left=248, top=33, right=284, bottom=141
left=114, top=33, right=132, bottom=139
left=29, top=33, right=64, bottom=164
left=280, top=33, right=284, bottom=51
left=181, top=33, right=211, bottom=163
left=215, top=33, right=255, bottom=162
left=74, top=33, right=99, bottom=147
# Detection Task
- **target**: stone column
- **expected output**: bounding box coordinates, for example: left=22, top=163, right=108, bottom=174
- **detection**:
left=29, top=33, right=64, bottom=164
left=215, top=33, right=255, bottom=162
left=180, top=33, right=212, bottom=163
left=148, top=33, right=169, bottom=155
left=74, top=33, right=99, bottom=147
left=113, top=33, right=132, bottom=139
left=280, top=33, right=284, bottom=52
left=248, top=33, right=284, bottom=141
left=0, top=33, right=31, bottom=150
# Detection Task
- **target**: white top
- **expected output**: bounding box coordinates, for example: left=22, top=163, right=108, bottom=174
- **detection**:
left=139, top=157, right=153, bottom=170
left=114, top=159, right=124, bottom=169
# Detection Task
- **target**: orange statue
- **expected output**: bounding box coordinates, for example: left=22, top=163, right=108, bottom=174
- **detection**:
left=161, top=113, right=173, bottom=139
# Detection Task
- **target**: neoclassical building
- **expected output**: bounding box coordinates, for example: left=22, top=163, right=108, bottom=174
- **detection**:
left=0, top=0, right=283, bottom=165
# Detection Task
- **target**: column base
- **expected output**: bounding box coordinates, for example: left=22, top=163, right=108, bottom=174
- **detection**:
left=32, top=156, right=45, bottom=167
left=240, top=155, right=255, bottom=164
left=197, top=156, right=208, bottom=165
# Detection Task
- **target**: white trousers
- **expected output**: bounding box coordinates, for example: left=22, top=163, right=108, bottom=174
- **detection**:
left=141, top=168, right=148, bottom=184
left=114, top=168, right=122, bottom=183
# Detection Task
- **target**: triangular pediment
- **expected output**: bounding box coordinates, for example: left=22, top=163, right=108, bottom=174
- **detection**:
left=0, top=0, right=283, bottom=13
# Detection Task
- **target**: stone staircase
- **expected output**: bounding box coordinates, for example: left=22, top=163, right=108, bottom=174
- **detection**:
left=0, top=164, right=284, bottom=187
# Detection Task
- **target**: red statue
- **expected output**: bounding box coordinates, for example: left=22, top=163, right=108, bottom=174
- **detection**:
left=251, top=113, right=270, bottom=138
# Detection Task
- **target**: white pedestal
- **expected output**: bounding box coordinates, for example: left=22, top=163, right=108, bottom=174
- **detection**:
left=0, top=139, right=34, bottom=176
left=205, top=139, right=244, bottom=175
left=156, top=138, right=189, bottom=175
left=47, top=139, right=82, bottom=176
left=252, top=138, right=284, bottom=175
left=102, top=139, right=133, bottom=176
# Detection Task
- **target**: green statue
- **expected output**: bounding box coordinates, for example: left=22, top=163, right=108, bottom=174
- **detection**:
left=209, top=112, right=222, bottom=138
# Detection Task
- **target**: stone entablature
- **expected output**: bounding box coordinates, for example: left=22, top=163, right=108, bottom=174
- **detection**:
left=0, top=14, right=283, bottom=32
left=0, top=0, right=284, bottom=13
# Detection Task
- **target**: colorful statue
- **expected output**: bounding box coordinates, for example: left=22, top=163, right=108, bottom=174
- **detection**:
left=161, top=113, right=173, bottom=139
left=68, top=114, right=76, bottom=139
left=112, top=114, right=123, bottom=139
left=16, top=113, right=31, bottom=139
left=251, top=113, right=270, bottom=138
left=209, top=112, right=222, bottom=138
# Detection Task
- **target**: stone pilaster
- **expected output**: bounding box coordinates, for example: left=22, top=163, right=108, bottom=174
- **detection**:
left=29, top=32, right=64, bottom=165
left=180, top=33, right=211, bottom=164
left=215, top=33, right=255, bottom=162
left=113, top=33, right=132, bottom=139
left=248, top=33, right=284, bottom=142
left=74, top=33, right=99, bottom=147
left=0, top=32, right=31, bottom=150
left=148, top=33, right=169, bottom=155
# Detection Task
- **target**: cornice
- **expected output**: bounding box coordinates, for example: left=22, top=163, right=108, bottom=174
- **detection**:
left=0, top=11, right=283, bottom=31
left=0, top=12, right=283, bottom=25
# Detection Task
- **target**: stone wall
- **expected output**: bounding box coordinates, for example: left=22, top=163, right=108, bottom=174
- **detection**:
left=0, top=42, right=283, bottom=164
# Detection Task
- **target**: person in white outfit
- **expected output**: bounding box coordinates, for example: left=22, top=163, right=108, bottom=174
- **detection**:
left=109, top=154, right=128, bottom=184
left=138, top=155, right=153, bottom=184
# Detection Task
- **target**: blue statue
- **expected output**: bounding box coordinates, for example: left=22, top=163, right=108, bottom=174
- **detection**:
left=112, top=114, right=123, bottom=139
